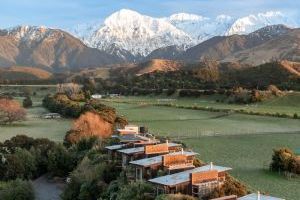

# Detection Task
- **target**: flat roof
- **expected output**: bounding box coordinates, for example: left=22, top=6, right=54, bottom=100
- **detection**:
left=148, top=164, right=232, bottom=187
left=238, top=193, right=285, bottom=200
left=117, top=143, right=181, bottom=155
left=105, top=144, right=125, bottom=151
left=130, top=151, right=198, bottom=167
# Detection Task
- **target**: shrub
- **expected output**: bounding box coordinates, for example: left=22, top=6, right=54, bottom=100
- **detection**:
left=23, top=96, right=33, bottom=108
left=156, top=194, right=196, bottom=200
left=116, top=181, right=154, bottom=200
left=47, top=144, right=75, bottom=177
left=0, top=179, right=35, bottom=200
left=208, top=174, right=248, bottom=198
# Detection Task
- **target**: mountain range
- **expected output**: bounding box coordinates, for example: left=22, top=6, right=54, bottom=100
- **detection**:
left=0, top=9, right=300, bottom=72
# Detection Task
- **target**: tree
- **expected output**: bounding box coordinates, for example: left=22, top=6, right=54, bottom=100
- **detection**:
left=0, top=98, right=26, bottom=124
left=0, top=179, right=35, bottom=200
left=23, top=96, right=33, bottom=108
left=65, top=112, right=113, bottom=145
left=116, top=181, right=154, bottom=200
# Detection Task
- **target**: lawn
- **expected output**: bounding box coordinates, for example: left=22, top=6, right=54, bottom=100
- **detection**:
left=0, top=105, right=71, bottom=142
left=1, top=86, right=300, bottom=199
left=0, top=86, right=71, bottom=142
left=103, top=100, right=300, bottom=200
left=184, top=134, right=300, bottom=200
left=106, top=92, right=300, bottom=117
left=105, top=102, right=300, bottom=137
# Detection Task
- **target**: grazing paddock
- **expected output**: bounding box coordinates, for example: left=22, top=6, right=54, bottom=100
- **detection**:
left=106, top=93, right=300, bottom=117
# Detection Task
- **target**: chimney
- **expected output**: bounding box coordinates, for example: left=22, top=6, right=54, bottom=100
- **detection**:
left=257, top=191, right=261, bottom=200
left=210, top=162, right=213, bottom=170
left=166, top=140, right=169, bottom=145
left=181, top=148, right=184, bottom=155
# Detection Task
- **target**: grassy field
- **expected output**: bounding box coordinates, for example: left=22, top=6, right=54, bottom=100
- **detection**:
left=105, top=102, right=300, bottom=137
left=1, top=86, right=300, bottom=199
left=0, top=86, right=71, bottom=142
left=106, top=92, right=300, bottom=117
left=103, top=100, right=300, bottom=200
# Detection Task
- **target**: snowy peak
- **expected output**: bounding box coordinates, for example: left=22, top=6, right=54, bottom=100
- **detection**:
left=88, top=9, right=193, bottom=56
left=226, top=11, right=296, bottom=35
left=69, top=9, right=299, bottom=57
left=168, top=13, right=208, bottom=22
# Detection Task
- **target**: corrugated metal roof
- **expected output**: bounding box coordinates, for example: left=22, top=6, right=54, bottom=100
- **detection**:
left=148, top=164, right=232, bottom=186
left=130, top=151, right=198, bottom=167
left=117, top=143, right=181, bottom=155
left=238, top=193, right=285, bottom=200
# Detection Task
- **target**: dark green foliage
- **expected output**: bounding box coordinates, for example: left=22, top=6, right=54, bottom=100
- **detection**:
left=116, top=181, right=154, bottom=200
left=42, top=94, right=82, bottom=118
left=0, top=179, right=35, bottom=200
left=47, top=144, right=75, bottom=177
left=156, top=194, right=195, bottom=200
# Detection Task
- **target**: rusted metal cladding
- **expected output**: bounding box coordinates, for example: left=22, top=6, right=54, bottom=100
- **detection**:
left=163, top=154, right=188, bottom=167
left=145, top=143, right=169, bottom=155
left=190, top=170, right=218, bottom=184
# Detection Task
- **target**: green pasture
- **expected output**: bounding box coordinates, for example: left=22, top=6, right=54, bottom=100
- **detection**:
left=106, top=92, right=300, bottom=117
left=103, top=100, right=300, bottom=200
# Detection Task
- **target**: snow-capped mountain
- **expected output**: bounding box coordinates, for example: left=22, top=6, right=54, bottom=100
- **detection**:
left=165, top=13, right=234, bottom=43
left=70, top=9, right=298, bottom=58
left=86, top=9, right=193, bottom=57
left=226, top=11, right=297, bottom=35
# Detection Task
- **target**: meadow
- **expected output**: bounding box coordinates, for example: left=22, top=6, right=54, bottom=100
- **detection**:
left=1, top=86, right=300, bottom=199
left=103, top=99, right=300, bottom=200
left=0, top=85, right=71, bottom=142
left=105, top=92, right=300, bottom=117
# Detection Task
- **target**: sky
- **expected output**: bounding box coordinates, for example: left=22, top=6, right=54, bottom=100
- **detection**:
left=1, top=0, right=299, bottom=29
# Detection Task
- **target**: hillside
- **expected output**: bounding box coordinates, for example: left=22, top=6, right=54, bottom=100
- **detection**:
left=0, top=26, right=124, bottom=70
left=225, top=28, right=300, bottom=65
left=179, top=25, right=292, bottom=63
left=0, top=66, right=52, bottom=80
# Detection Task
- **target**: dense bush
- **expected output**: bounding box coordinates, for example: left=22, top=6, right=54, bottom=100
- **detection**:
left=0, top=179, right=35, bottom=200
left=23, top=96, right=33, bottom=108
left=156, top=194, right=196, bottom=200
left=0, top=135, right=75, bottom=180
left=42, top=94, right=82, bottom=118
left=116, top=181, right=154, bottom=200
left=208, top=174, right=248, bottom=199
left=270, top=148, right=300, bottom=175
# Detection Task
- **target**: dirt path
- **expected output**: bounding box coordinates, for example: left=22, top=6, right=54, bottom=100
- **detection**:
left=33, top=175, right=65, bottom=200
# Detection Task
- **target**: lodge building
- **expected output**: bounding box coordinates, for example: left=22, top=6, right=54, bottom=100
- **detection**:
left=104, top=125, right=286, bottom=200
left=148, top=163, right=231, bottom=198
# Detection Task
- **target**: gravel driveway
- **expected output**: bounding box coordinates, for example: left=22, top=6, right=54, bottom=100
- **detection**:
left=33, top=175, right=65, bottom=200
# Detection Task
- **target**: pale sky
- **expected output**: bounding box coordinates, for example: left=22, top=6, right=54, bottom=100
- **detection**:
left=1, top=0, right=299, bottom=29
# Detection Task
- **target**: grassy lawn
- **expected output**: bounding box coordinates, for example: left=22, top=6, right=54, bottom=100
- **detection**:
left=105, top=102, right=300, bottom=137
left=106, top=92, right=300, bottom=117
left=184, top=134, right=300, bottom=200
left=103, top=100, right=300, bottom=200
left=0, top=86, right=71, bottom=142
